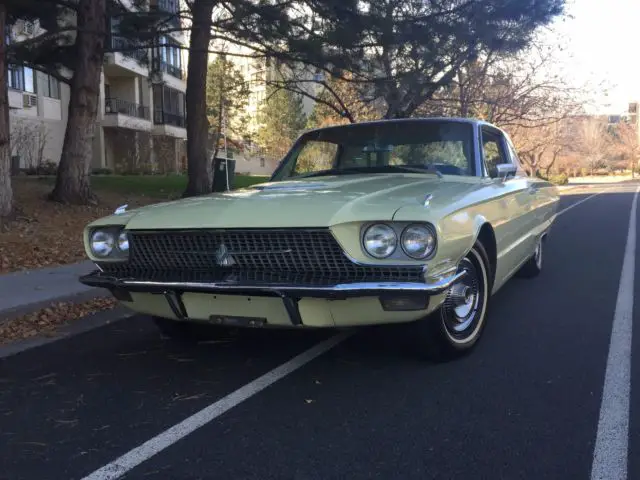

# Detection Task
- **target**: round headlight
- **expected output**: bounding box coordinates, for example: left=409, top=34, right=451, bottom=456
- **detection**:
left=401, top=224, right=436, bottom=259
left=90, top=230, right=115, bottom=257
left=117, top=231, right=129, bottom=252
left=363, top=224, right=397, bottom=258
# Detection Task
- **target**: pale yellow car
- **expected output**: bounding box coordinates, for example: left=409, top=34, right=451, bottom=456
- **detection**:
left=80, top=118, right=559, bottom=361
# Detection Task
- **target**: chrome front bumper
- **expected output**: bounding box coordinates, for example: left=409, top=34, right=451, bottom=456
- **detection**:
left=79, top=270, right=466, bottom=298
left=79, top=270, right=465, bottom=326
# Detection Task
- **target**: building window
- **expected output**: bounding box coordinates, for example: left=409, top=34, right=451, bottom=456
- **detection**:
left=43, top=74, right=60, bottom=99
left=7, top=65, right=23, bottom=90
left=23, top=67, right=35, bottom=93
left=160, top=36, right=181, bottom=68
left=7, top=65, right=36, bottom=93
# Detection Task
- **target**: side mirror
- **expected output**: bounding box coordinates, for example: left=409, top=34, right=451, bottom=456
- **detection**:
left=496, top=163, right=517, bottom=181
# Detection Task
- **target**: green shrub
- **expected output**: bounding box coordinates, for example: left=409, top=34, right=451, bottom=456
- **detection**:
left=37, top=160, right=58, bottom=176
left=546, top=173, right=569, bottom=185
left=92, top=168, right=113, bottom=175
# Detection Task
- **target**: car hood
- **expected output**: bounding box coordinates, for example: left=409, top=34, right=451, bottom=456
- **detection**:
left=119, top=174, right=481, bottom=230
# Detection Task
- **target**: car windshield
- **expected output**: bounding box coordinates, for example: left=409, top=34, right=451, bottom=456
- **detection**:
left=272, top=120, right=475, bottom=180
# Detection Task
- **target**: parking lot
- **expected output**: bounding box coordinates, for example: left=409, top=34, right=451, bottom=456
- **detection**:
left=1, top=183, right=639, bottom=480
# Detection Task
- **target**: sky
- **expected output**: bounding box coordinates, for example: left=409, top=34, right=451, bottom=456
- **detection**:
left=552, top=0, right=640, bottom=114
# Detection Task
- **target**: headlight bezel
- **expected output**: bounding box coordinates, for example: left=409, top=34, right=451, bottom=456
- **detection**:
left=360, top=221, right=437, bottom=261
left=400, top=223, right=437, bottom=260
left=88, top=226, right=129, bottom=260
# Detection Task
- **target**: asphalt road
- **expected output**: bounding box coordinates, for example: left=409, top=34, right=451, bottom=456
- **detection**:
left=1, top=183, right=639, bottom=480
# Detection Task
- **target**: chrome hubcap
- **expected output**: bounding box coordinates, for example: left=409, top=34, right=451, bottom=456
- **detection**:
left=442, top=257, right=482, bottom=335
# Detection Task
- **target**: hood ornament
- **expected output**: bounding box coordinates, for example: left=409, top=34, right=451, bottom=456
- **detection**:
left=423, top=194, right=433, bottom=207
left=114, top=204, right=128, bottom=215
left=215, top=244, right=236, bottom=267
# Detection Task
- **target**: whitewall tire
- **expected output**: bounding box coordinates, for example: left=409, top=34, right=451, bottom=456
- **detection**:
left=407, top=241, right=491, bottom=362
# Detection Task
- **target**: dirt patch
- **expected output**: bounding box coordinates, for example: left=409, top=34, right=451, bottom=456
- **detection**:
left=0, top=178, right=159, bottom=274
left=0, top=297, right=118, bottom=345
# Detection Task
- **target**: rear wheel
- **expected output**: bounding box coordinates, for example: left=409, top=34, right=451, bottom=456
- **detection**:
left=517, top=235, right=544, bottom=278
left=408, top=241, right=491, bottom=362
left=152, top=316, right=234, bottom=343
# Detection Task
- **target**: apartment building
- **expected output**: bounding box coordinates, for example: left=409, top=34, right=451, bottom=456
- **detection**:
left=218, top=42, right=320, bottom=137
left=8, top=0, right=188, bottom=174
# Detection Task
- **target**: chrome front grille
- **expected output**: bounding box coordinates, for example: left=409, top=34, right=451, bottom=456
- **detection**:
left=98, top=229, right=424, bottom=283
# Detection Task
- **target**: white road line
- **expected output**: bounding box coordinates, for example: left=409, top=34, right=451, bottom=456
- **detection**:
left=557, top=192, right=604, bottom=217
left=82, top=331, right=353, bottom=480
left=590, top=186, right=640, bottom=480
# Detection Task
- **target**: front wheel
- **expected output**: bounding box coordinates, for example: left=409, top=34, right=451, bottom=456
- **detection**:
left=407, top=241, right=491, bottom=362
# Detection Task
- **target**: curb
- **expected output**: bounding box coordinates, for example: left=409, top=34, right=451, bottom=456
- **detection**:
left=0, top=288, right=109, bottom=325
left=0, top=305, right=133, bottom=360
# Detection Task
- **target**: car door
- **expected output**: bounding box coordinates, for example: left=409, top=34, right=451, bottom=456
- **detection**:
left=480, top=126, right=536, bottom=276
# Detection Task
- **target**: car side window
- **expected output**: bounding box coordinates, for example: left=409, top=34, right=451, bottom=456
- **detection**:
left=481, top=129, right=509, bottom=179
left=291, top=141, right=338, bottom=176
left=505, top=140, right=527, bottom=177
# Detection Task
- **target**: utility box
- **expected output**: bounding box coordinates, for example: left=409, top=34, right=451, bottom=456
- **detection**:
left=212, top=157, right=236, bottom=192
left=10, top=156, right=20, bottom=176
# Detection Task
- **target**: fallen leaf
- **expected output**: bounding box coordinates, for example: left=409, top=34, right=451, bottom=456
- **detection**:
left=0, top=297, right=117, bottom=345
left=0, top=178, right=161, bottom=274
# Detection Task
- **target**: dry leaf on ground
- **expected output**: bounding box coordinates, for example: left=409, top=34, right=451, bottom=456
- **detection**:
left=0, top=297, right=118, bottom=345
left=0, top=178, right=158, bottom=274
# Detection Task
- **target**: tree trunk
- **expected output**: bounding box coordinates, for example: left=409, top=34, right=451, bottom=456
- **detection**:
left=50, top=0, right=106, bottom=204
left=0, top=4, right=13, bottom=222
left=183, top=0, right=216, bottom=198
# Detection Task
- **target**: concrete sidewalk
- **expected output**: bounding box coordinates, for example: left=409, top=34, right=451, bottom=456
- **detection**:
left=0, top=261, right=105, bottom=320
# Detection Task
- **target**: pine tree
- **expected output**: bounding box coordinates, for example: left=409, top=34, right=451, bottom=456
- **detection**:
left=206, top=55, right=251, bottom=159
left=257, top=86, right=307, bottom=158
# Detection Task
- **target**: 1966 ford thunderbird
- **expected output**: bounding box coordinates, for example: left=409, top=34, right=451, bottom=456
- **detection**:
left=80, top=118, right=559, bottom=360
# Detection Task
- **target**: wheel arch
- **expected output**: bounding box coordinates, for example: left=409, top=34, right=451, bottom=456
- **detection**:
left=473, top=221, right=497, bottom=289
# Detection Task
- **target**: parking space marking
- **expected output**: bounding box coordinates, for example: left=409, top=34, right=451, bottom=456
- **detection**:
left=81, top=331, right=353, bottom=480
left=590, top=186, right=640, bottom=480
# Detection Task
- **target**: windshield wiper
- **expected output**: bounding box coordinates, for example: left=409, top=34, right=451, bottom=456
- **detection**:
left=384, top=164, right=443, bottom=178
left=295, top=167, right=368, bottom=178
left=290, top=164, right=443, bottom=179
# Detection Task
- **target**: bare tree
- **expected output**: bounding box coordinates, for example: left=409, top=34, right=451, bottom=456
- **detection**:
left=512, top=120, right=572, bottom=177
left=578, top=117, right=612, bottom=174
left=611, top=121, right=640, bottom=177
left=11, top=120, right=50, bottom=169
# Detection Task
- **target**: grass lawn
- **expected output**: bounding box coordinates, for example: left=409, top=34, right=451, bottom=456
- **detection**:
left=39, top=173, right=270, bottom=199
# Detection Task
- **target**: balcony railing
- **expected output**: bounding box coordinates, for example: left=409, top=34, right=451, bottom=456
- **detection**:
left=105, top=98, right=150, bottom=120
left=151, top=0, right=180, bottom=26
left=154, top=108, right=186, bottom=128
left=153, top=0, right=179, bottom=14
left=110, top=36, right=149, bottom=66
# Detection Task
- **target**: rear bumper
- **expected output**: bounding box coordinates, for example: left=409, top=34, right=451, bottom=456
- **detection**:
left=79, top=270, right=465, bottom=326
